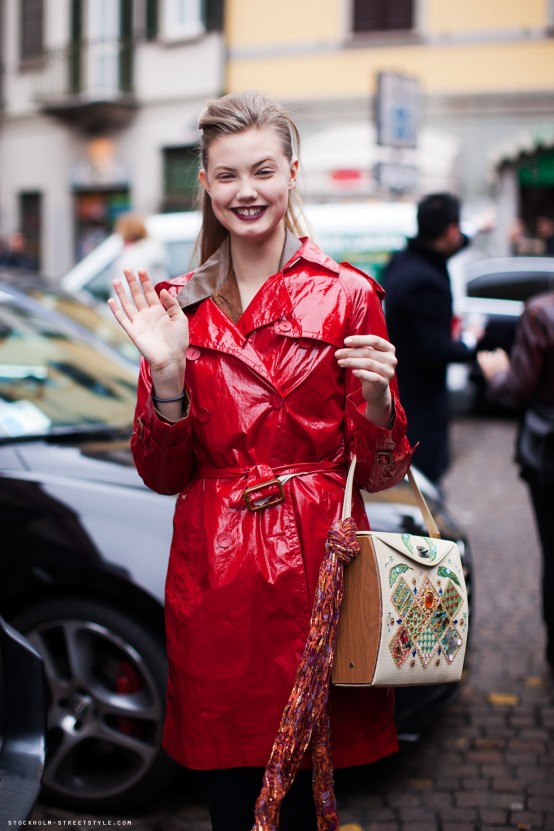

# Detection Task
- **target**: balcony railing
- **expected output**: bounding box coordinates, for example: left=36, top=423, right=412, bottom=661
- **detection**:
left=34, top=38, right=134, bottom=106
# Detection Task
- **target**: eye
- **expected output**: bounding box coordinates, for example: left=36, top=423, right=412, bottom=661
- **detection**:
left=256, top=168, right=274, bottom=177
left=216, top=172, right=234, bottom=181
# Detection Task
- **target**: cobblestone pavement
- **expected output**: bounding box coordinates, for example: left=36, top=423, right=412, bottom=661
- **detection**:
left=30, top=416, right=554, bottom=831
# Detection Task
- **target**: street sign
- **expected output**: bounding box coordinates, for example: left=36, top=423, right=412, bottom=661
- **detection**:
left=374, top=161, right=418, bottom=193
left=375, top=72, right=421, bottom=149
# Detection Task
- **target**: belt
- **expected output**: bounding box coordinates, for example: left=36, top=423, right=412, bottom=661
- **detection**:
left=196, top=461, right=345, bottom=512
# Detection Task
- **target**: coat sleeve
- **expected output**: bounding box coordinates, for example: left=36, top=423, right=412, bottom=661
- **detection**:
left=130, top=356, right=195, bottom=495
left=486, top=301, right=548, bottom=407
left=398, top=275, right=474, bottom=367
left=341, top=268, right=414, bottom=492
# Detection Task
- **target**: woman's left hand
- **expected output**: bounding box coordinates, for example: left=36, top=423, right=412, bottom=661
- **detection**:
left=336, top=334, right=396, bottom=427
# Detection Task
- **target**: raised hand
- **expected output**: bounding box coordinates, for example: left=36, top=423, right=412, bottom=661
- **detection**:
left=335, top=334, right=396, bottom=427
left=108, top=270, right=189, bottom=373
left=108, top=270, right=189, bottom=412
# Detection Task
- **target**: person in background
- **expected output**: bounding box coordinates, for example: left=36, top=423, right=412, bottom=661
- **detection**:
left=383, top=192, right=483, bottom=485
left=536, top=213, right=554, bottom=256
left=478, top=291, right=554, bottom=672
left=112, top=213, right=169, bottom=288
left=0, top=230, right=38, bottom=270
left=107, top=90, right=413, bottom=831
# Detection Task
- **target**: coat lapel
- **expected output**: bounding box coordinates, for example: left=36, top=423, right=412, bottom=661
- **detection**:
left=173, top=232, right=343, bottom=385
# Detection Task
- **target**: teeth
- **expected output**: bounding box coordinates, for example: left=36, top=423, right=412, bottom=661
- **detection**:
left=235, top=207, right=264, bottom=217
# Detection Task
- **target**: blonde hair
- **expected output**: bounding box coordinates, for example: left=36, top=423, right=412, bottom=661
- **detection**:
left=196, top=90, right=306, bottom=263
left=115, top=213, right=148, bottom=243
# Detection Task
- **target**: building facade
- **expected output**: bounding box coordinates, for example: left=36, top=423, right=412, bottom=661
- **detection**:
left=1, top=0, right=553, bottom=274
left=225, top=0, right=554, bottom=250
left=0, top=0, right=224, bottom=276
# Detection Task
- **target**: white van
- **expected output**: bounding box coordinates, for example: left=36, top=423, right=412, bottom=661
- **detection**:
left=61, top=202, right=416, bottom=303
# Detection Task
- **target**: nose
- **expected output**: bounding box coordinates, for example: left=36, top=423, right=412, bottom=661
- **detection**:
left=236, top=176, right=258, bottom=201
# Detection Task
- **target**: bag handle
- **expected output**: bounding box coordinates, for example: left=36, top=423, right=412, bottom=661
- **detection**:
left=342, top=455, right=442, bottom=539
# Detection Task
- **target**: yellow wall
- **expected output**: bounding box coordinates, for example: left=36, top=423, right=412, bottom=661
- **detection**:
left=227, top=41, right=554, bottom=99
left=225, top=0, right=554, bottom=96
left=425, top=0, right=548, bottom=33
left=226, top=0, right=341, bottom=46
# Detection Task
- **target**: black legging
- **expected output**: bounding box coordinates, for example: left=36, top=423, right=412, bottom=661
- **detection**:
left=200, top=767, right=318, bottom=831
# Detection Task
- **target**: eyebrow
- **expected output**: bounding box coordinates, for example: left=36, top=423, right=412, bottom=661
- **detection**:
left=212, top=157, right=277, bottom=173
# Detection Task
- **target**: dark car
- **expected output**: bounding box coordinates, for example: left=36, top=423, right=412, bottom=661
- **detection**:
left=456, top=256, right=554, bottom=411
left=0, top=615, right=46, bottom=825
left=0, top=274, right=472, bottom=812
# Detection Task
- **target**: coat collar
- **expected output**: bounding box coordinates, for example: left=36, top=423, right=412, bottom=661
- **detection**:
left=175, top=230, right=339, bottom=310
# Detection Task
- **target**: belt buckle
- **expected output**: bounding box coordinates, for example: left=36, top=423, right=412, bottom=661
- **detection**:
left=243, top=478, right=285, bottom=512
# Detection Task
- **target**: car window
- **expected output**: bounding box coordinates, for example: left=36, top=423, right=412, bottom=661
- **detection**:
left=165, top=240, right=198, bottom=278
left=25, top=286, right=139, bottom=364
left=467, top=272, right=551, bottom=302
left=86, top=260, right=119, bottom=303
left=0, top=298, right=137, bottom=438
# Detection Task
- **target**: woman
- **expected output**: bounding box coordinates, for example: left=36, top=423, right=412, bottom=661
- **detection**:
left=109, top=90, right=413, bottom=830
left=478, top=290, right=554, bottom=672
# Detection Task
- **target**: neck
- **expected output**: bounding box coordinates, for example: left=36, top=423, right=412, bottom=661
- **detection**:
left=230, top=225, right=287, bottom=285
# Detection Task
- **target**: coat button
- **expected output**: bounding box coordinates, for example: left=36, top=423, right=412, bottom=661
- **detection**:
left=186, top=347, right=201, bottom=361
left=216, top=532, right=232, bottom=548
left=275, top=320, right=292, bottom=334
left=197, top=407, right=210, bottom=422
left=269, top=393, right=283, bottom=409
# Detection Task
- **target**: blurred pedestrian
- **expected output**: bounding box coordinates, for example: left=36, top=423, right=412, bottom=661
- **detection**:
left=508, top=218, right=543, bottom=256
left=112, top=213, right=169, bottom=287
left=478, top=291, right=554, bottom=671
left=536, top=213, right=554, bottom=256
left=107, top=90, right=413, bottom=831
left=383, top=192, right=483, bottom=484
left=0, top=230, right=38, bottom=270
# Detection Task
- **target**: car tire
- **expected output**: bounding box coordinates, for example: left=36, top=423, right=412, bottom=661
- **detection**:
left=12, top=597, right=181, bottom=813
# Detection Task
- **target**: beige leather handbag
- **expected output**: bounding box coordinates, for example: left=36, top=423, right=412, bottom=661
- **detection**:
left=333, top=458, right=469, bottom=687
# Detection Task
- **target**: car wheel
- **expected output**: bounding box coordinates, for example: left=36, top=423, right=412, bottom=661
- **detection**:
left=12, top=597, right=180, bottom=813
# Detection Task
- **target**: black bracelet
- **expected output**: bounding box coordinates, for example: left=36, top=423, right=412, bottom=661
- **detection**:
left=152, top=390, right=186, bottom=404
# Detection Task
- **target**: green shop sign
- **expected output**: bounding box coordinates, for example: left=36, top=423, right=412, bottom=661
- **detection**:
left=519, top=152, right=554, bottom=186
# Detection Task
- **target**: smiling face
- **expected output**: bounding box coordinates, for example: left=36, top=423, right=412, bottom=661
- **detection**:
left=198, top=127, right=298, bottom=248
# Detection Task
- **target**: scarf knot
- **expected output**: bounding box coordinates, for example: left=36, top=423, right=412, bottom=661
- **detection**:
left=325, top=517, right=360, bottom=565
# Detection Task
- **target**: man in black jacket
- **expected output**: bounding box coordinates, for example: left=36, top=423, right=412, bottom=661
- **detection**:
left=383, top=193, right=479, bottom=484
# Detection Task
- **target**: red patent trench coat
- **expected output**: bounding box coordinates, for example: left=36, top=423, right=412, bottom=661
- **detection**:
left=131, top=232, right=413, bottom=770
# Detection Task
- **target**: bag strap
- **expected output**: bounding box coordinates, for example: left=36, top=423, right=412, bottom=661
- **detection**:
left=342, top=455, right=442, bottom=539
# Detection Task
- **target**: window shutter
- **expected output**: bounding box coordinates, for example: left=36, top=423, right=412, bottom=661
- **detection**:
left=146, top=0, right=159, bottom=40
left=205, top=0, right=224, bottom=32
left=354, top=0, right=413, bottom=33
left=69, top=0, right=82, bottom=93
left=120, top=0, right=133, bottom=92
left=20, top=0, right=44, bottom=61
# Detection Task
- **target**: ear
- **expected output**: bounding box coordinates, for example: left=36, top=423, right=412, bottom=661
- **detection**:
left=198, top=168, right=210, bottom=195
left=288, top=159, right=299, bottom=191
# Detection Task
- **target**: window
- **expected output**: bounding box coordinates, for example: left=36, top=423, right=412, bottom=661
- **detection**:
left=161, top=0, right=205, bottom=40
left=467, top=272, right=553, bottom=302
left=19, top=192, right=42, bottom=270
left=353, top=0, right=413, bottom=34
left=162, top=146, right=200, bottom=211
left=20, top=0, right=44, bottom=62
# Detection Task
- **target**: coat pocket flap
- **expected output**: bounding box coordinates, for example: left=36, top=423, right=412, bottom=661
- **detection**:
left=357, top=530, right=457, bottom=566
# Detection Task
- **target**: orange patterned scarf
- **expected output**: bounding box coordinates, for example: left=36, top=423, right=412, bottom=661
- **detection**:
left=252, top=516, right=360, bottom=831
